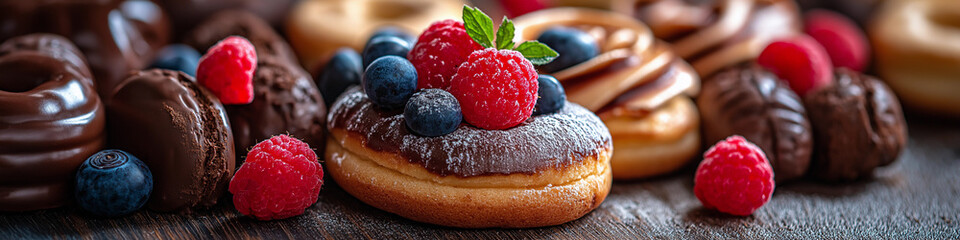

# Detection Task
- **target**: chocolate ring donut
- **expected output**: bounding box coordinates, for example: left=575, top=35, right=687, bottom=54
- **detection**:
left=0, top=34, right=105, bottom=211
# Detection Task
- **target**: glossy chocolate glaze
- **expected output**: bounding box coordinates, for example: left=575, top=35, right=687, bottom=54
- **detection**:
left=107, top=70, right=235, bottom=212
left=804, top=68, right=908, bottom=182
left=328, top=88, right=612, bottom=177
left=698, top=64, right=813, bottom=182
left=184, top=10, right=326, bottom=157
left=0, top=0, right=170, bottom=98
left=0, top=34, right=105, bottom=211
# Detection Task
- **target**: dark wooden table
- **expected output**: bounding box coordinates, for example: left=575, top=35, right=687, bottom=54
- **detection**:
left=2, top=113, right=958, bottom=239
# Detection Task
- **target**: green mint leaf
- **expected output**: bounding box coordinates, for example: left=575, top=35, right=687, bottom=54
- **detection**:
left=495, top=16, right=515, bottom=50
left=462, top=5, right=495, bottom=48
left=515, top=41, right=559, bottom=65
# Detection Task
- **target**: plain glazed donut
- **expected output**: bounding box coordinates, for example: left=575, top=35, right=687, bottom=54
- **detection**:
left=285, top=0, right=465, bottom=69
left=871, top=0, right=960, bottom=117
left=0, top=34, right=105, bottom=211
left=513, top=8, right=701, bottom=179
left=326, top=88, right=612, bottom=228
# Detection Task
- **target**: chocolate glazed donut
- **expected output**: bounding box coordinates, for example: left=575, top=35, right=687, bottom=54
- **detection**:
left=0, top=0, right=170, bottom=98
left=185, top=10, right=326, bottom=157
left=0, top=34, right=105, bottom=211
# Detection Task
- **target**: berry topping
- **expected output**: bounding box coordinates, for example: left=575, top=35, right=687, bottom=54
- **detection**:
left=230, top=135, right=323, bottom=221
left=407, top=20, right=483, bottom=89
left=149, top=44, right=201, bottom=77
left=362, top=55, right=418, bottom=110
left=368, top=26, right=416, bottom=47
left=536, top=27, right=600, bottom=73
left=804, top=10, right=870, bottom=72
left=533, top=74, right=566, bottom=115
left=74, top=150, right=153, bottom=217
left=196, top=36, right=258, bottom=104
left=362, top=36, right=411, bottom=69
left=497, top=0, right=547, bottom=18
left=449, top=49, right=539, bottom=130
left=694, top=136, right=775, bottom=216
left=315, top=48, right=363, bottom=107
left=404, top=89, right=463, bottom=137
left=758, top=35, right=834, bottom=96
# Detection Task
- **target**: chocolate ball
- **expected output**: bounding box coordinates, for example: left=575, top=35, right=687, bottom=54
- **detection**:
left=803, top=68, right=907, bottom=181
left=698, top=64, right=814, bottom=182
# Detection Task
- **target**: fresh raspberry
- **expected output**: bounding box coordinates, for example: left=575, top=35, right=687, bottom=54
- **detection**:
left=229, top=135, right=323, bottom=220
left=758, top=35, right=833, bottom=96
left=196, top=36, right=257, bottom=104
left=407, top=20, right=484, bottom=90
left=498, top=0, right=546, bottom=17
left=694, top=135, right=775, bottom=216
left=448, top=49, right=538, bottom=130
left=804, top=10, right=870, bottom=72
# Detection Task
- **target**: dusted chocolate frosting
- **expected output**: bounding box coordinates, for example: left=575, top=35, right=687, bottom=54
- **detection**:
left=513, top=8, right=700, bottom=119
left=616, top=0, right=801, bottom=77
left=0, top=34, right=105, bottom=211
left=698, top=64, right=813, bottom=182
left=185, top=11, right=326, bottom=156
left=328, top=88, right=612, bottom=177
left=0, top=0, right=170, bottom=98
left=804, top=68, right=907, bottom=182
left=107, top=69, right=235, bottom=212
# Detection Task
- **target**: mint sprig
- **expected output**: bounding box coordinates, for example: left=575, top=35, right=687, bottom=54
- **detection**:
left=462, top=5, right=558, bottom=65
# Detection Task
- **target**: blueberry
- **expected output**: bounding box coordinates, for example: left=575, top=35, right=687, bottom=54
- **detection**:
left=534, top=75, right=567, bottom=115
left=362, top=36, right=411, bottom=69
left=316, top=48, right=363, bottom=107
left=404, top=89, right=462, bottom=137
left=362, top=56, right=417, bottom=110
left=74, top=150, right=152, bottom=217
left=367, top=27, right=416, bottom=47
left=149, top=44, right=201, bottom=77
left=536, top=27, right=599, bottom=73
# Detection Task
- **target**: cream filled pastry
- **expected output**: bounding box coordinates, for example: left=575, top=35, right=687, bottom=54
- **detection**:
left=514, top=8, right=701, bottom=179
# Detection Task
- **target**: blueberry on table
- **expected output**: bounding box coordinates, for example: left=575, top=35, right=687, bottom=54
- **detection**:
left=405, top=89, right=463, bottom=137
left=149, top=44, right=201, bottom=77
left=363, top=36, right=412, bottom=70
left=74, top=149, right=153, bottom=217
left=534, top=74, right=566, bottom=115
left=362, top=55, right=418, bottom=110
left=367, top=26, right=416, bottom=47
left=536, top=27, right=599, bottom=73
left=316, top=48, right=363, bottom=106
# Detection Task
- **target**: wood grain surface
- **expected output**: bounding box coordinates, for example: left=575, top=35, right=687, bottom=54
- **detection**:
left=2, top=114, right=958, bottom=239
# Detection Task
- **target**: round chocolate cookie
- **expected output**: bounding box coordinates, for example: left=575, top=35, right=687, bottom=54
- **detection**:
left=0, top=34, right=105, bottom=211
left=107, top=69, right=235, bottom=212
left=803, top=68, right=907, bottom=182
left=698, top=64, right=813, bottom=182
left=185, top=10, right=326, bottom=157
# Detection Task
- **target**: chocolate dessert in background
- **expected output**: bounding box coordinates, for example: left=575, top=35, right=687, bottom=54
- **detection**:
left=107, top=69, right=235, bottom=212
left=154, top=0, right=298, bottom=37
left=0, top=0, right=170, bottom=98
left=804, top=68, right=907, bottom=182
left=795, top=0, right=883, bottom=26
left=698, top=64, right=813, bottom=182
left=184, top=10, right=326, bottom=157
left=0, top=34, right=106, bottom=212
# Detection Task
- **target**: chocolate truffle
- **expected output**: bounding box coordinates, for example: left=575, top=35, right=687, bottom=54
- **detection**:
left=0, top=34, right=105, bottom=211
left=107, top=69, right=235, bottom=212
left=185, top=10, right=326, bottom=156
left=698, top=64, right=813, bottom=182
left=0, top=0, right=171, bottom=98
left=803, top=68, right=907, bottom=182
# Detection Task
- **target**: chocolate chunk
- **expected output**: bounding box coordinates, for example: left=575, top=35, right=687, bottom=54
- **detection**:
left=698, top=64, right=813, bottom=182
left=107, top=69, right=235, bottom=212
left=804, top=68, right=908, bottom=181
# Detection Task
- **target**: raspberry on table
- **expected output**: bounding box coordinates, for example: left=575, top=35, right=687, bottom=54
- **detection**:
left=448, top=49, right=539, bottom=130
left=757, top=35, right=834, bottom=96
left=229, top=135, right=323, bottom=221
left=407, top=20, right=483, bottom=90
left=694, top=135, right=775, bottom=216
left=196, top=36, right=257, bottom=104
left=804, top=10, right=870, bottom=72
